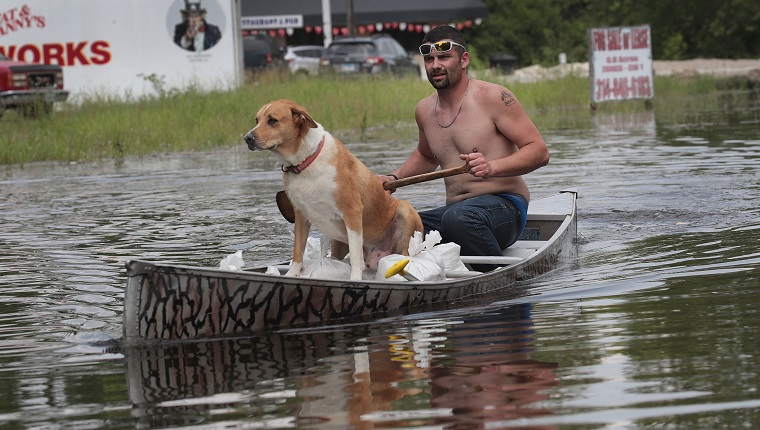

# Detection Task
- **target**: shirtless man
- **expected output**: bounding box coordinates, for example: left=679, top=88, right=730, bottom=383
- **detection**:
left=380, top=25, right=550, bottom=272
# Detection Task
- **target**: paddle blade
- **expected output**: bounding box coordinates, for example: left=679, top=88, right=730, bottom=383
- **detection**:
left=276, top=191, right=295, bottom=223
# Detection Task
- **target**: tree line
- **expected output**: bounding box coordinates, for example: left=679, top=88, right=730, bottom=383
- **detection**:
left=466, top=0, right=760, bottom=67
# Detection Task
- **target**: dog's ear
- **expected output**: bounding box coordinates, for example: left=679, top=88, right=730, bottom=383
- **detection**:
left=292, top=107, right=318, bottom=129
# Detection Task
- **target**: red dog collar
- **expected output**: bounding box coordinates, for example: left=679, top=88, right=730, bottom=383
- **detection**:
left=283, top=136, right=325, bottom=174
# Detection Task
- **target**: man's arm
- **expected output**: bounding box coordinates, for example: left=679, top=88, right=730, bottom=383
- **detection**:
left=392, top=146, right=439, bottom=179
left=379, top=146, right=439, bottom=192
left=378, top=107, right=440, bottom=191
left=462, top=87, right=549, bottom=179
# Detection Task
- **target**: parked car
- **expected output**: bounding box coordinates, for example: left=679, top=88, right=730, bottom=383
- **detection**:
left=320, top=34, right=420, bottom=76
left=284, top=45, right=325, bottom=75
left=0, top=54, right=68, bottom=118
left=243, top=33, right=286, bottom=71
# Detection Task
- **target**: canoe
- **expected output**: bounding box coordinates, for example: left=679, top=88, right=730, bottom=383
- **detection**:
left=122, top=191, right=577, bottom=344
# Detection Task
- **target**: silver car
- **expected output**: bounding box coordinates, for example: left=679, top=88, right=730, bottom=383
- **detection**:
left=284, top=45, right=325, bottom=75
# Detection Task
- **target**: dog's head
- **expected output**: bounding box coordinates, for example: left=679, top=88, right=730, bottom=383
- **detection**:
left=243, top=99, right=318, bottom=153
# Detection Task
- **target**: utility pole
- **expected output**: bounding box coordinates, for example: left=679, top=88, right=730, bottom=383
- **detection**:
left=322, top=0, right=332, bottom=46
left=346, top=0, right=354, bottom=36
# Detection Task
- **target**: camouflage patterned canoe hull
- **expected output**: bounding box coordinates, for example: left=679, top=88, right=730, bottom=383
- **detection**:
left=123, top=192, right=576, bottom=344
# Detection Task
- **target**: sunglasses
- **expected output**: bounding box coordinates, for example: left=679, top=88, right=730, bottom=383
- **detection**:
left=419, top=41, right=467, bottom=56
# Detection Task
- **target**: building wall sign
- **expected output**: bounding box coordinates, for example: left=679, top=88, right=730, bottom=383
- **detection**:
left=241, top=15, right=303, bottom=30
left=0, top=0, right=241, bottom=102
left=588, top=25, right=653, bottom=104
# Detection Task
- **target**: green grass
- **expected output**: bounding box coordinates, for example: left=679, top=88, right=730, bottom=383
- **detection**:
left=1, top=70, right=754, bottom=166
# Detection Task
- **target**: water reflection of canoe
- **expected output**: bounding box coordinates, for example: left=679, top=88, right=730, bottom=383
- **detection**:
left=125, top=303, right=558, bottom=427
left=122, top=191, right=577, bottom=344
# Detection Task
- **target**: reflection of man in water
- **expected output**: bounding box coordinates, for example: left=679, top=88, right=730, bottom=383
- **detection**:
left=174, top=0, right=222, bottom=52
left=428, top=303, right=559, bottom=426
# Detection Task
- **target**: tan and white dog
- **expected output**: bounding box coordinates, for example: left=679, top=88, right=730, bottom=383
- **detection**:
left=244, top=99, right=423, bottom=280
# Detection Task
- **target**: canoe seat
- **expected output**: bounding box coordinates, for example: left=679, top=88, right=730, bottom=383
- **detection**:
left=509, top=240, right=548, bottom=249
left=503, top=240, right=547, bottom=258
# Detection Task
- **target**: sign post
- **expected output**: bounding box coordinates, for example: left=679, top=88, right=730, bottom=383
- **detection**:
left=588, top=25, right=653, bottom=110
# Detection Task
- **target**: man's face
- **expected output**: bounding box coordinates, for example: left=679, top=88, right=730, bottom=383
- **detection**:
left=187, top=13, right=202, bottom=28
left=423, top=40, right=465, bottom=90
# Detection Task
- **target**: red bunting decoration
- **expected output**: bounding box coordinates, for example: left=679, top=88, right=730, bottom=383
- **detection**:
left=241, top=20, right=482, bottom=40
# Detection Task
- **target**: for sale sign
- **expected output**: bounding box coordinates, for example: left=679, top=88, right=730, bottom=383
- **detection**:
left=588, top=25, right=653, bottom=104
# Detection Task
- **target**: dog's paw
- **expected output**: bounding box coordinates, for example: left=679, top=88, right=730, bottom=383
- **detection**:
left=285, top=263, right=303, bottom=277
left=285, top=268, right=302, bottom=277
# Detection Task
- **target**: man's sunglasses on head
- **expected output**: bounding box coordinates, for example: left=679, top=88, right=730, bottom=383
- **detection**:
left=419, top=41, right=467, bottom=56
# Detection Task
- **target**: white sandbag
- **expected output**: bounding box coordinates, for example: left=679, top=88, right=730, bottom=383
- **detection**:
left=416, top=230, right=472, bottom=275
left=376, top=254, right=407, bottom=281
left=265, top=266, right=281, bottom=276
left=302, top=257, right=352, bottom=279
left=301, top=235, right=352, bottom=279
left=376, top=251, right=445, bottom=282
left=429, top=242, right=469, bottom=273
left=407, top=230, right=441, bottom=255
left=304, top=236, right=323, bottom=260
left=375, top=231, right=446, bottom=282
left=410, top=251, right=445, bottom=281
left=422, top=230, right=443, bottom=251
left=219, top=250, right=245, bottom=271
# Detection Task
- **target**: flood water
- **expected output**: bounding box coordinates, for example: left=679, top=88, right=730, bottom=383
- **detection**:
left=1, top=91, right=759, bottom=429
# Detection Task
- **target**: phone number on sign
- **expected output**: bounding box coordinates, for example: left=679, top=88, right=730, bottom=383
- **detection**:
left=595, top=76, right=652, bottom=101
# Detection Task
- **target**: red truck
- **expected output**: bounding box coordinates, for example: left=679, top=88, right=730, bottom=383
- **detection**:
left=0, top=54, right=69, bottom=118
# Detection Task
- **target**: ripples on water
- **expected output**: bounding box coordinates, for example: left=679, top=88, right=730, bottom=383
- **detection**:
left=1, top=93, right=759, bottom=428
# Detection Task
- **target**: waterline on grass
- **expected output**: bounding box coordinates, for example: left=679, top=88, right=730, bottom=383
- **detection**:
left=2, top=71, right=757, bottom=166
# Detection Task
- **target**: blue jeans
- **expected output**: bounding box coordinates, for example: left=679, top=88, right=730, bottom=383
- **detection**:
left=419, top=193, right=527, bottom=272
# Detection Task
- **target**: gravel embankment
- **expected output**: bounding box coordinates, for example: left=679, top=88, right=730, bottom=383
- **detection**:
left=503, top=58, right=760, bottom=83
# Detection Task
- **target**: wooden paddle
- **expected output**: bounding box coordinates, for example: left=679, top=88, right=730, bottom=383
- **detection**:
left=276, top=163, right=469, bottom=223
left=381, top=163, right=469, bottom=190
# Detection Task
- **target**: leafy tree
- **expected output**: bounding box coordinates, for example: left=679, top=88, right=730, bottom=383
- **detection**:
left=468, top=0, right=563, bottom=67
left=466, top=0, right=760, bottom=67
